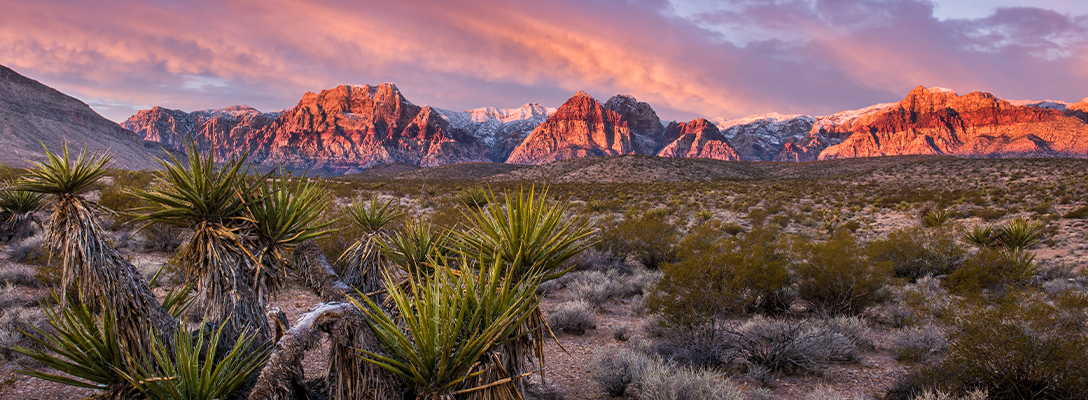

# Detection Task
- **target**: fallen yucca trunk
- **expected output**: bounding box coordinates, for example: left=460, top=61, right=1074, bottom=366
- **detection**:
left=252, top=240, right=400, bottom=400
left=20, top=145, right=176, bottom=356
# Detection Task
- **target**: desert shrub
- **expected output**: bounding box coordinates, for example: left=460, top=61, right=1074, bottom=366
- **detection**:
left=909, top=389, right=988, bottom=400
left=637, top=363, right=746, bottom=400
left=969, top=207, right=1007, bottom=221
left=589, top=347, right=653, bottom=397
left=568, top=277, right=627, bottom=307
left=10, top=232, right=48, bottom=265
left=867, top=227, right=968, bottom=281
left=735, top=317, right=858, bottom=374
left=812, top=316, right=873, bottom=349
left=597, top=210, right=680, bottom=269
left=0, top=265, right=39, bottom=288
left=944, top=248, right=1038, bottom=295
left=873, top=276, right=955, bottom=326
left=613, top=325, right=632, bottom=341
left=1063, top=205, right=1088, bottom=219
left=138, top=223, right=188, bottom=253
left=793, top=232, right=891, bottom=316
left=805, top=385, right=860, bottom=400
left=653, top=326, right=737, bottom=368
left=548, top=300, right=597, bottom=334
left=721, top=222, right=744, bottom=236
left=645, top=226, right=792, bottom=329
left=892, top=325, right=947, bottom=363
left=0, top=304, right=46, bottom=361
left=573, top=248, right=627, bottom=273
left=838, top=219, right=862, bottom=233
left=915, top=294, right=1088, bottom=399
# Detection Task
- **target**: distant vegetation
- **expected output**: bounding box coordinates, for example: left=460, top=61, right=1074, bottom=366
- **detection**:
left=2, top=154, right=1088, bottom=399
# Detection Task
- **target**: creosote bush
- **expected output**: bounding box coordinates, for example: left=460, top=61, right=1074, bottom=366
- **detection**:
left=867, top=227, right=967, bottom=281
left=905, top=293, right=1088, bottom=399
left=645, top=225, right=792, bottom=330
left=597, top=210, right=679, bottom=269
left=793, top=231, right=891, bottom=316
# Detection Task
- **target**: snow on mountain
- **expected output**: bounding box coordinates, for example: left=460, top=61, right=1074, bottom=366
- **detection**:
left=436, top=103, right=553, bottom=161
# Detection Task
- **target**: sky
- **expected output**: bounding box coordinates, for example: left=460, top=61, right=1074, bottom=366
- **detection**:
left=1, top=0, right=1086, bottom=123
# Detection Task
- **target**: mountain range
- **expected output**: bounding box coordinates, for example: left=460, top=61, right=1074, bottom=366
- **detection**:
left=0, top=65, right=175, bottom=169
left=2, top=63, right=1087, bottom=174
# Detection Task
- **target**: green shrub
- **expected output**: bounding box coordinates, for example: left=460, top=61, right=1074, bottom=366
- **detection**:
left=867, top=227, right=968, bottom=281
left=1063, top=205, right=1088, bottom=219
left=597, top=210, right=680, bottom=269
left=645, top=226, right=792, bottom=329
left=914, top=294, right=1088, bottom=399
left=944, top=248, right=1038, bottom=295
left=793, top=232, right=892, bottom=316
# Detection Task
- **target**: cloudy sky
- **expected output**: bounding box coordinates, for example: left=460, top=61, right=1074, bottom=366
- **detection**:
left=1, top=0, right=1086, bottom=123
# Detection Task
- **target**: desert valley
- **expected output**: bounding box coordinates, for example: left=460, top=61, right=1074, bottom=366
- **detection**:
left=2, top=2, right=1088, bottom=399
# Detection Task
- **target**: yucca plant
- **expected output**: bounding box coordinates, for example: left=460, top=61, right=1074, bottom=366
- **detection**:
left=921, top=208, right=951, bottom=228
left=20, top=144, right=175, bottom=356
left=0, top=189, right=44, bottom=241
left=247, top=170, right=335, bottom=302
left=455, top=187, right=594, bottom=281
left=118, top=321, right=270, bottom=400
left=133, top=142, right=269, bottom=347
left=963, top=224, right=1000, bottom=249
left=458, top=187, right=490, bottom=210
left=14, top=294, right=135, bottom=399
left=452, top=187, right=594, bottom=397
left=349, top=255, right=543, bottom=400
left=338, top=196, right=403, bottom=293
left=997, top=217, right=1045, bottom=251
left=380, top=218, right=446, bottom=277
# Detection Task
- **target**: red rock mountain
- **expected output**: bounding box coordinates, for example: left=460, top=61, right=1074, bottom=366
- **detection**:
left=819, top=87, right=1088, bottom=160
left=0, top=64, right=175, bottom=169
left=659, top=119, right=740, bottom=160
left=124, top=84, right=1088, bottom=173
left=506, top=92, right=664, bottom=165
left=125, top=84, right=490, bottom=174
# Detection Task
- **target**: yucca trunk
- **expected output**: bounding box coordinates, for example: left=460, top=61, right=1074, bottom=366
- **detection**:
left=184, top=223, right=269, bottom=351
left=269, top=240, right=401, bottom=400
left=51, top=193, right=177, bottom=356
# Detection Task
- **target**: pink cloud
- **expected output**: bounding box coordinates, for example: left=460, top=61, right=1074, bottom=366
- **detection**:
left=0, top=0, right=1085, bottom=123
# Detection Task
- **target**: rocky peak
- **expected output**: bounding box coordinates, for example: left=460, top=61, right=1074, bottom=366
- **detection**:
left=658, top=118, right=738, bottom=160
left=506, top=91, right=644, bottom=165
left=604, top=94, right=664, bottom=152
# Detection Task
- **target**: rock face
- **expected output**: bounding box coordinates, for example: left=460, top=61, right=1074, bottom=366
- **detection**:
left=658, top=118, right=740, bottom=160
left=125, top=84, right=490, bottom=174
left=506, top=92, right=664, bottom=165
left=0, top=64, right=175, bottom=169
left=122, top=105, right=281, bottom=159
left=819, top=86, right=1088, bottom=160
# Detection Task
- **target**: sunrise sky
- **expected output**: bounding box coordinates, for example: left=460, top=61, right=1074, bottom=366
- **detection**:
left=1, top=0, right=1086, bottom=123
